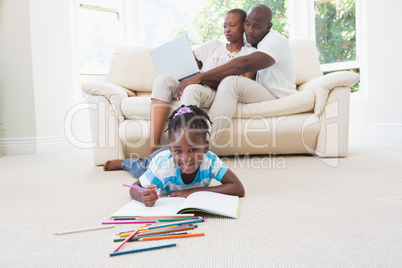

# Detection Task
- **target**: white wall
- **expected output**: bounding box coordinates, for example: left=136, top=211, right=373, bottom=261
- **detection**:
left=0, top=0, right=89, bottom=154
left=0, top=0, right=37, bottom=142
left=350, top=0, right=402, bottom=126
left=30, top=1, right=77, bottom=137
left=365, top=0, right=402, bottom=124
left=0, top=0, right=401, bottom=155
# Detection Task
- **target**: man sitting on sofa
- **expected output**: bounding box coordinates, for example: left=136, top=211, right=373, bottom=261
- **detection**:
left=176, top=3, right=296, bottom=143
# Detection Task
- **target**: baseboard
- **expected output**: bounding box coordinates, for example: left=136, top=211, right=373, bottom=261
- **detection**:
left=350, top=124, right=402, bottom=131
left=349, top=124, right=402, bottom=143
left=0, top=135, right=91, bottom=155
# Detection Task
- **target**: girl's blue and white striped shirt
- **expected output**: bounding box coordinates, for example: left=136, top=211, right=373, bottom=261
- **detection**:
left=139, top=149, right=228, bottom=195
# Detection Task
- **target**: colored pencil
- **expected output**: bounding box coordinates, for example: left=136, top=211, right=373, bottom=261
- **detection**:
left=143, top=218, right=204, bottom=230
left=145, top=218, right=195, bottom=222
left=53, top=225, right=115, bottom=235
left=110, top=243, right=176, bottom=257
left=138, top=232, right=205, bottom=241
left=135, top=216, right=200, bottom=220
left=120, top=225, right=197, bottom=237
left=119, top=223, right=192, bottom=236
left=146, top=219, right=202, bottom=226
left=111, top=214, right=195, bottom=221
left=112, top=229, right=139, bottom=253
left=102, top=221, right=157, bottom=224
left=122, top=184, right=158, bottom=195
left=111, top=217, right=137, bottom=221
left=114, top=232, right=188, bottom=242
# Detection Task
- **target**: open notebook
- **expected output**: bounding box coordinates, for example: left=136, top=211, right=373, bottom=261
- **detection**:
left=110, top=191, right=241, bottom=219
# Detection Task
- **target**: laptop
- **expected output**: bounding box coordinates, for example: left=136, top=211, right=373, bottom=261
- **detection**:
left=149, top=35, right=200, bottom=81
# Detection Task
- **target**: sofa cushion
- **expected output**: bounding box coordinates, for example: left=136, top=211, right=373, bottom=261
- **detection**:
left=121, top=90, right=315, bottom=120
left=290, top=39, right=323, bottom=86
left=106, top=47, right=157, bottom=92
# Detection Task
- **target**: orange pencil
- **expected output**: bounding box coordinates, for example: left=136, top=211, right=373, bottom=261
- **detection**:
left=138, top=233, right=204, bottom=241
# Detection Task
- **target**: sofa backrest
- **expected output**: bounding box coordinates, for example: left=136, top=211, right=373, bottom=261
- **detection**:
left=106, top=47, right=157, bottom=92
left=106, top=39, right=323, bottom=92
left=289, top=39, right=323, bottom=86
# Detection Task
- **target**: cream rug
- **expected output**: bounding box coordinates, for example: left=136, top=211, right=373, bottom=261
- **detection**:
left=0, top=130, right=401, bottom=267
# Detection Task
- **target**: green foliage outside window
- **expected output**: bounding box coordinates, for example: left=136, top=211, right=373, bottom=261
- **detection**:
left=316, top=0, right=358, bottom=93
left=190, top=0, right=359, bottom=93
left=315, top=0, right=356, bottom=64
left=192, top=0, right=288, bottom=45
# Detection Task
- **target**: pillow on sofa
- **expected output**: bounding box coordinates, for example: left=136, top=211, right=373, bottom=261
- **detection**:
left=106, top=47, right=158, bottom=92
left=290, top=39, right=323, bottom=86
left=82, top=82, right=128, bottom=121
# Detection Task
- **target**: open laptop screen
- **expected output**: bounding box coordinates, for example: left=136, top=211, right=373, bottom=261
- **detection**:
left=149, top=35, right=200, bottom=81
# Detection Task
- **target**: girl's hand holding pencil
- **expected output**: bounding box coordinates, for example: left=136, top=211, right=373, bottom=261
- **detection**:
left=124, top=183, right=159, bottom=207
left=142, top=185, right=159, bottom=207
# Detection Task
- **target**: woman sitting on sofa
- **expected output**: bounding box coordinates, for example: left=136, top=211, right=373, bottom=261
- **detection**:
left=144, top=8, right=257, bottom=157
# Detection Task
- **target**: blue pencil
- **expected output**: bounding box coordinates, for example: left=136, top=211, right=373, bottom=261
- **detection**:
left=109, top=243, right=176, bottom=257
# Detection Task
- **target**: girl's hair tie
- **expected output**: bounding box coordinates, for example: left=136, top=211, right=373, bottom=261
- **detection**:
left=173, top=106, right=195, bottom=119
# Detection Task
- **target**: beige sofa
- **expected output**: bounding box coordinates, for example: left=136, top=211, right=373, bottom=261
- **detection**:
left=82, top=39, right=359, bottom=166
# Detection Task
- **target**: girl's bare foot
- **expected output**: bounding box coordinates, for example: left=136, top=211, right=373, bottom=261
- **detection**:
left=103, top=160, right=124, bottom=171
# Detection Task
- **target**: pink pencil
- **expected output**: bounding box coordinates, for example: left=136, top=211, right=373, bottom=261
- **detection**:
left=102, top=221, right=157, bottom=225
left=113, top=229, right=139, bottom=253
left=123, top=184, right=158, bottom=195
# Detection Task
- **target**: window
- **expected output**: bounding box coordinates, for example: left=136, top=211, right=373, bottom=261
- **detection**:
left=76, top=0, right=122, bottom=84
left=193, top=0, right=289, bottom=44
left=75, top=0, right=289, bottom=79
left=75, top=0, right=360, bottom=92
left=314, top=0, right=360, bottom=92
left=136, top=0, right=288, bottom=46
left=315, top=0, right=356, bottom=64
left=137, top=0, right=203, bottom=47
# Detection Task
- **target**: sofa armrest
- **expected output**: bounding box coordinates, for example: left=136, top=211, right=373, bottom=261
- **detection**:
left=86, top=95, right=125, bottom=165
left=82, top=82, right=130, bottom=123
left=298, top=71, right=360, bottom=115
